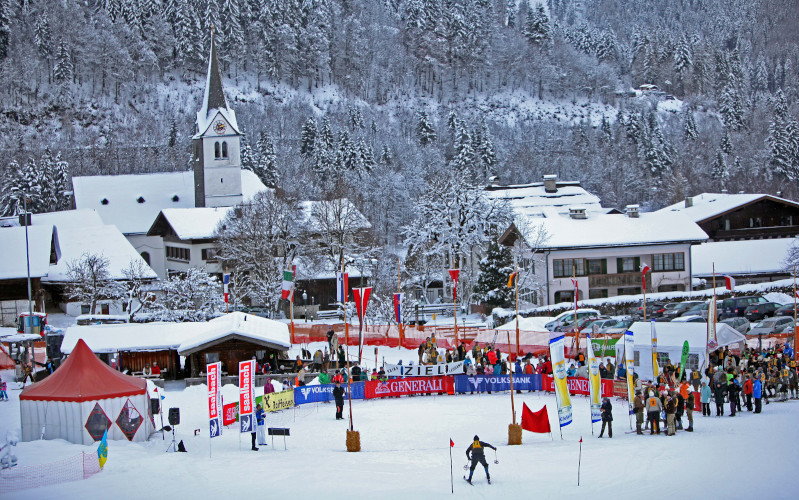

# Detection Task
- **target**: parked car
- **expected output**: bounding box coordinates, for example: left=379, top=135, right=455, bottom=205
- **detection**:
left=601, top=318, right=635, bottom=334
left=749, top=316, right=795, bottom=336
left=681, top=301, right=710, bottom=319
left=743, top=302, right=782, bottom=322
left=580, top=317, right=617, bottom=333
left=719, top=295, right=768, bottom=319
left=558, top=316, right=609, bottom=333
left=778, top=320, right=797, bottom=334
left=628, top=301, right=666, bottom=319
left=774, top=303, right=797, bottom=317
left=720, top=317, right=751, bottom=335
left=663, top=301, right=705, bottom=320
left=671, top=315, right=705, bottom=323
left=545, top=309, right=601, bottom=332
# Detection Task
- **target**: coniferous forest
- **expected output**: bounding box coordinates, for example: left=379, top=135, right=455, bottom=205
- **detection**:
left=1, top=0, right=798, bottom=246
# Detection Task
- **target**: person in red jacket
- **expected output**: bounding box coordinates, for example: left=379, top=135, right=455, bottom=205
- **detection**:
left=743, top=374, right=753, bottom=411
left=541, top=356, right=552, bottom=375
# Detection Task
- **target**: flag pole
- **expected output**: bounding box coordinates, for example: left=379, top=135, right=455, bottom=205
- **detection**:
left=449, top=441, right=454, bottom=493
left=508, top=329, right=516, bottom=424
left=342, top=257, right=354, bottom=432
left=398, top=256, right=404, bottom=348
left=642, top=265, right=647, bottom=322
left=577, top=437, right=582, bottom=486
left=794, top=266, right=797, bottom=363
left=515, top=260, right=520, bottom=357
left=452, top=259, right=458, bottom=347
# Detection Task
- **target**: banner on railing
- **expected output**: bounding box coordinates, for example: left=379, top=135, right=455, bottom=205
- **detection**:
left=256, top=389, right=295, bottom=412
left=453, top=374, right=540, bottom=393
left=541, top=375, right=614, bottom=397
left=384, top=361, right=465, bottom=377
left=222, top=402, right=238, bottom=426
left=293, top=382, right=365, bottom=405
left=364, top=376, right=453, bottom=398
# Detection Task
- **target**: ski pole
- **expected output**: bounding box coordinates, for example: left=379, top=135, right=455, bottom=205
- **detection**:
left=493, top=448, right=498, bottom=464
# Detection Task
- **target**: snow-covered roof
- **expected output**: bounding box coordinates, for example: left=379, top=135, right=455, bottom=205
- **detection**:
left=150, top=207, right=231, bottom=240
left=194, top=36, right=240, bottom=139
left=0, top=225, right=56, bottom=280
left=485, top=181, right=603, bottom=218
left=44, top=224, right=157, bottom=282
left=691, top=238, right=794, bottom=276
left=72, top=170, right=267, bottom=235
left=61, top=312, right=290, bottom=355
left=298, top=199, right=372, bottom=232
left=178, top=312, right=291, bottom=354
left=657, top=193, right=799, bottom=223
left=515, top=210, right=708, bottom=250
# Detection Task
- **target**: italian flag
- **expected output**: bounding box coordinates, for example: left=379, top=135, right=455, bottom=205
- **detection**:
left=281, top=270, right=294, bottom=300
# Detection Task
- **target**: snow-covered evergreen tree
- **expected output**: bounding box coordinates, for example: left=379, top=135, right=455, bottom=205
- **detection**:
left=711, top=151, right=729, bottom=190
left=300, top=118, right=317, bottom=158
left=0, top=0, right=10, bottom=61
left=473, top=240, right=513, bottom=308
left=54, top=40, right=73, bottom=84
left=416, top=111, right=436, bottom=146
left=254, top=131, right=278, bottom=187
left=523, top=6, right=551, bottom=47
left=767, top=89, right=799, bottom=182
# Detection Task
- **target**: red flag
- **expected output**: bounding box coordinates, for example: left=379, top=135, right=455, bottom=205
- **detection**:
left=449, top=269, right=459, bottom=301
left=450, top=438, right=454, bottom=447
left=725, top=275, right=736, bottom=291
left=352, top=287, right=372, bottom=322
left=521, top=403, right=551, bottom=433
left=579, top=437, right=583, bottom=443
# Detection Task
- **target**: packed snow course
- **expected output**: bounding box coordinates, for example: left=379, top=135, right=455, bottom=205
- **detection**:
left=1, top=349, right=797, bottom=499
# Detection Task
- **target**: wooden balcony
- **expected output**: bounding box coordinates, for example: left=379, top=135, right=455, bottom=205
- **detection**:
left=588, top=273, right=651, bottom=292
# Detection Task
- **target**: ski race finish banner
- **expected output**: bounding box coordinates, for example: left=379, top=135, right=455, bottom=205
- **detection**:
left=238, top=360, right=255, bottom=433
left=207, top=362, right=222, bottom=438
left=586, top=333, right=602, bottom=423
left=549, top=333, right=572, bottom=427
left=455, top=374, right=541, bottom=393
left=364, top=376, right=453, bottom=399
left=384, top=361, right=465, bottom=377
left=651, top=320, right=659, bottom=382
left=624, top=331, right=636, bottom=412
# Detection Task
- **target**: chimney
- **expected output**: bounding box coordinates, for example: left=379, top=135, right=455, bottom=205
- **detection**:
left=543, top=174, right=557, bottom=193
left=684, top=197, right=693, bottom=208
left=569, top=207, right=587, bottom=219
left=625, top=204, right=640, bottom=218
left=18, top=212, right=32, bottom=226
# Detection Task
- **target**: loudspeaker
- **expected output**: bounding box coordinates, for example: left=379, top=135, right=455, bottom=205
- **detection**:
left=168, top=407, right=180, bottom=426
left=150, top=398, right=160, bottom=415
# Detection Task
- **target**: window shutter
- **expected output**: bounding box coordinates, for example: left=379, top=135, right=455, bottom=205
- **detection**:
left=634, top=257, right=640, bottom=271
left=601, top=259, right=607, bottom=274
left=616, top=258, right=623, bottom=274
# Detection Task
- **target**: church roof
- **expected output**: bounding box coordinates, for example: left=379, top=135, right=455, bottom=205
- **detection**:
left=195, top=34, right=240, bottom=139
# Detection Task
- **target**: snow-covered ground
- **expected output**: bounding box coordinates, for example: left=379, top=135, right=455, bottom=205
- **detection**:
left=1, top=361, right=796, bottom=499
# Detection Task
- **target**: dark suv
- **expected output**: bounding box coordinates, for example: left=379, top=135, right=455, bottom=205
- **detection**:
left=720, top=296, right=768, bottom=319
left=743, top=302, right=781, bottom=322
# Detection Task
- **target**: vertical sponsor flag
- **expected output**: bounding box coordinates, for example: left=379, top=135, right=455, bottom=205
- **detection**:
left=549, top=333, right=572, bottom=427
left=624, top=331, right=635, bottom=415
left=707, top=298, right=718, bottom=350
left=585, top=333, right=601, bottom=423
left=353, top=287, right=372, bottom=361
left=207, top=362, right=222, bottom=438
left=393, top=293, right=404, bottom=324
left=336, top=272, right=349, bottom=303
left=97, top=427, right=108, bottom=468
left=223, top=273, right=230, bottom=303
left=448, top=269, right=460, bottom=300
left=651, top=320, right=659, bottom=382
left=679, top=341, right=690, bottom=382
left=724, top=275, right=736, bottom=291
left=239, top=360, right=255, bottom=433
left=281, top=270, right=294, bottom=300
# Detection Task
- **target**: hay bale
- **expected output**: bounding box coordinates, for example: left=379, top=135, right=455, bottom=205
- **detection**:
left=508, top=423, right=522, bottom=445
left=346, top=430, right=361, bottom=452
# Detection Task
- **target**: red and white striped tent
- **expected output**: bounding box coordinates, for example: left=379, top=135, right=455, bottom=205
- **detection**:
left=19, top=339, right=154, bottom=444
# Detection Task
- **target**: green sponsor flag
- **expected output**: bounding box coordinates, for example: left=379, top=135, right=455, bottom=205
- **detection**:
left=679, top=341, right=689, bottom=382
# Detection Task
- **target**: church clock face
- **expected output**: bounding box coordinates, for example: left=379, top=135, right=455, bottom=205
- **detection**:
left=214, top=120, right=226, bottom=134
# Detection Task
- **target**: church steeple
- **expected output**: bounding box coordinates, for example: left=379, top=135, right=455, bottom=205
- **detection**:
left=202, top=29, right=229, bottom=119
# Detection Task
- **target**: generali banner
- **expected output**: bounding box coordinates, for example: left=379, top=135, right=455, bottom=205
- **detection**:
left=364, top=376, right=453, bottom=398
left=542, top=375, right=614, bottom=397
left=384, top=361, right=465, bottom=377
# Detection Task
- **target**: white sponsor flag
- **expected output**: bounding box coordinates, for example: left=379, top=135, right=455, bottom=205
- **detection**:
left=549, top=333, right=572, bottom=427
left=586, top=333, right=601, bottom=423
left=624, top=331, right=635, bottom=415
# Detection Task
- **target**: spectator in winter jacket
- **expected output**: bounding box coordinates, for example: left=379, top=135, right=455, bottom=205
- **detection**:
left=333, top=382, right=345, bottom=420
left=599, top=397, right=613, bottom=438
left=633, top=391, right=645, bottom=435
left=598, top=363, right=609, bottom=379
left=685, top=389, right=695, bottom=432
left=700, top=382, right=712, bottom=416
left=713, top=370, right=727, bottom=416
left=318, top=370, right=331, bottom=385
left=753, top=376, right=763, bottom=414
left=567, top=364, right=576, bottom=377
left=0, top=376, right=7, bottom=400
left=728, top=375, right=741, bottom=416
left=743, top=374, right=754, bottom=411
left=646, top=390, right=663, bottom=435
left=255, top=404, right=266, bottom=446
left=665, top=395, right=677, bottom=436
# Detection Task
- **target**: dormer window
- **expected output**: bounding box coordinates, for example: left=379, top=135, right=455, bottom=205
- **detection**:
left=221, top=141, right=228, bottom=159
left=137, top=196, right=145, bottom=204
left=214, top=141, right=221, bottom=159
left=101, top=198, right=109, bottom=205
left=172, top=195, right=180, bottom=202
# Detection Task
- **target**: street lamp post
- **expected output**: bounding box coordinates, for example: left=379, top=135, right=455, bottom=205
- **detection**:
left=22, top=195, right=33, bottom=328
left=303, top=291, right=308, bottom=323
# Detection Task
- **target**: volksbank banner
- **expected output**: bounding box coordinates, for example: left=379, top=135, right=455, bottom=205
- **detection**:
left=384, top=361, right=465, bottom=377
left=293, top=382, right=365, bottom=405
left=453, top=374, right=541, bottom=393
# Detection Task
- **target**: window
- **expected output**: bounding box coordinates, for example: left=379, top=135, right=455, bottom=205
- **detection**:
left=589, top=289, right=608, bottom=299
left=554, top=290, right=575, bottom=303
left=165, top=246, right=190, bottom=262
left=653, top=253, right=685, bottom=271
left=656, top=352, right=671, bottom=366
left=616, top=257, right=640, bottom=273
left=781, top=216, right=793, bottom=226
left=202, top=248, right=220, bottom=262
left=553, top=258, right=586, bottom=278
left=214, top=141, right=221, bottom=158
left=749, top=217, right=761, bottom=228
left=140, top=252, right=150, bottom=265
left=587, top=259, right=607, bottom=275
left=205, top=352, right=219, bottom=364
left=686, top=353, right=700, bottom=371
left=617, top=287, right=641, bottom=296
left=221, top=141, right=228, bottom=158
left=634, top=350, right=640, bottom=367
left=520, top=257, right=535, bottom=274
left=658, top=284, right=685, bottom=292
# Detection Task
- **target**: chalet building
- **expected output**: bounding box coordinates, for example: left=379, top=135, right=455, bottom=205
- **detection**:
left=499, top=205, right=708, bottom=306
left=658, top=193, right=799, bottom=286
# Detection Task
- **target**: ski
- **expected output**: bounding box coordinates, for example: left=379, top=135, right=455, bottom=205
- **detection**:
left=463, top=476, right=472, bottom=485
